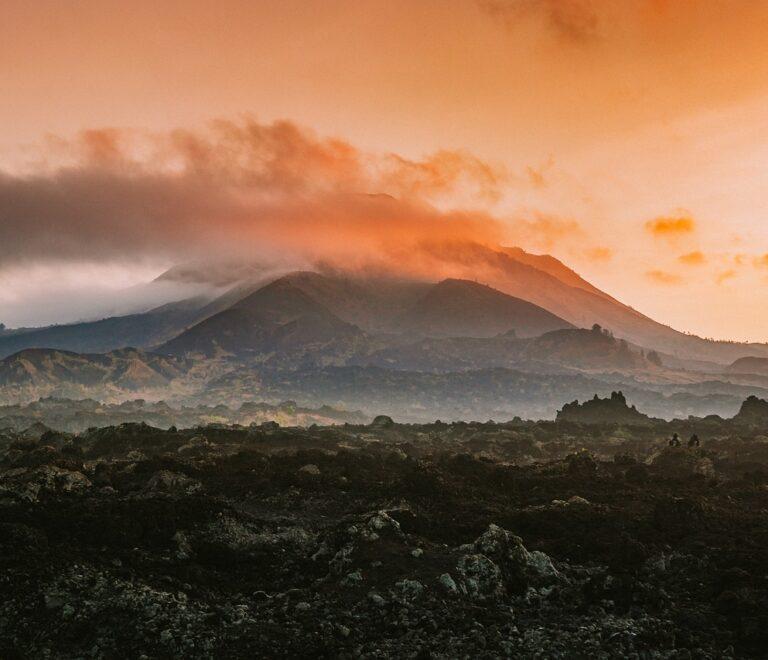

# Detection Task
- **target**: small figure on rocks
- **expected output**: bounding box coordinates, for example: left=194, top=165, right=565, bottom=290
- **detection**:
left=669, top=433, right=681, bottom=447
left=688, top=434, right=700, bottom=447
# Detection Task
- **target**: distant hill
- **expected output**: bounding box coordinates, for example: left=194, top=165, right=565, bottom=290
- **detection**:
left=556, top=391, right=652, bottom=425
left=358, top=323, right=661, bottom=374
left=522, top=325, right=652, bottom=370
left=0, top=348, right=190, bottom=391
left=395, top=278, right=573, bottom=338
left=727, top=357, right=768, bottom=375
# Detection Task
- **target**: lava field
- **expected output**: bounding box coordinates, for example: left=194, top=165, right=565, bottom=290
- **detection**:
left=2, top=419, right=768, bottom=658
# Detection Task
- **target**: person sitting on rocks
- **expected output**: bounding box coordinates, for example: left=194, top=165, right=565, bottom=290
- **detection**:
left=688, top=433, right=700, bottom=447
left=669, top=433, right=680, bottom=447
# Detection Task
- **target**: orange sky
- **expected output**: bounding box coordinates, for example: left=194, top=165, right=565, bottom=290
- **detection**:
left=2, top=0, right=768, bottom=341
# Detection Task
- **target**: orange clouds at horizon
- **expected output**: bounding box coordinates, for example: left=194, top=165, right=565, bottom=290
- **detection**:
left=678, top=251, right=706, bottom=266
left=645, top=215, right=695, bottom=238
left=645, top=270, right=683, bottom=286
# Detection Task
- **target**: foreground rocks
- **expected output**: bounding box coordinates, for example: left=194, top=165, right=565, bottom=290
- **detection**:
left=1, top=421, right=768, bottom=657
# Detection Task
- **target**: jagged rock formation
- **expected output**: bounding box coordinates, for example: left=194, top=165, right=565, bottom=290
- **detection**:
left=732, top=395, right=768, bottom=426
left=556, top=391, right=652, bottom=425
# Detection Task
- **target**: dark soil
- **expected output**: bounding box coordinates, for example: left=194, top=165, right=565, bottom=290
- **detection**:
left=2, top=420, right=768, bottom=658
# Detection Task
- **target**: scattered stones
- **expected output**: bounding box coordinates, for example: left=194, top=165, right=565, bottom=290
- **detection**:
left=144, top=470, right=201, bottom=495
left=0, top=419, right=763, bottom=657
left=437, top=573, right=458, bottom=594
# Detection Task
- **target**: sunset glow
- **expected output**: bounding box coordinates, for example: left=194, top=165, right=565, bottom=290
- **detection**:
left=2, top=0, right=768, bottom=340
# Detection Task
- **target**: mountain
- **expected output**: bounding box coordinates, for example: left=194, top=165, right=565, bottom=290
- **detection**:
left=148, top=249, right=768, bottom=364
left=5, top=246, right=768, bottom=368
left=0, top=348, right=190, bottom=391
left=395, top=278, right=573, bottom=338
left=160, top=277, right=365, bottom=358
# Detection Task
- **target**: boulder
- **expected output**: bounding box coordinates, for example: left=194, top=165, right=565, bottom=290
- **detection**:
left=457, top=524, right=562, bottom=597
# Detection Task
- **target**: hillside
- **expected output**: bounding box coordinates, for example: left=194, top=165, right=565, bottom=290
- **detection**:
left=161, top=278, right=365, bottom=358
left=0, top=348, right=190, bottom=392
left=423, top=241, right=768, bottom=365
left=395, top=278, right=573, bottom=338
left=522, top=325, right=651, bottom=370
left=4, top=247, right=768, bottom=367
left=727, top=357, right=768, bottom=375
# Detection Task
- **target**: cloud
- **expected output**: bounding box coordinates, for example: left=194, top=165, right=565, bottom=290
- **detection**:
left=645, top=214, right=695, bottom=238
left=506, top=213, right=583, bottom=251
left=479, top=0, right=600, bottom=43
left=0, top=118, right=513, bottom=272
left=525, top=157, right=555, bottom=188
left=716, top=269, right=737, bottom=285
left=678, top=251, right=706, bottom=266
left=753, top=254, right=768, bottom=269
left=584, top=246, right=613, bottom=262
left=645, top=269, right=682, bottom=285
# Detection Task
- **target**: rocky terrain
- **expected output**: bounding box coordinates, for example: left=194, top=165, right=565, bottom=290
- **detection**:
left=0, top=398, right=368, bottom=434
left=3, top=408, right=768, bottom=657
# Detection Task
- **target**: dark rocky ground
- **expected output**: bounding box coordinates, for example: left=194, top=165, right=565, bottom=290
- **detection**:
left=2, top=419, right=768, bottom=658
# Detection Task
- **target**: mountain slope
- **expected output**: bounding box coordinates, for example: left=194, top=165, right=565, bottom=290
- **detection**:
left=501, top=247, right=615, bottom=302
left=426, top=241, right=768, bottom=364
left=727, top=357, right=768, bottom=376
left=522, top=326, right=650, bottom=370
left=396, top=278, right=573, bottom=338
left=160, top=278, right=365, bottom=358
left=0, top=298, right=211, bottom=359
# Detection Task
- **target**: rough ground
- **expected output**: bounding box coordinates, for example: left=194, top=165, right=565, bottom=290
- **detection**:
left=2, top=419, right=768, bottom=658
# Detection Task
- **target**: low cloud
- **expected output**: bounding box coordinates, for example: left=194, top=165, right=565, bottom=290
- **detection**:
left=507, top=213, right=583, bottom=252
left=584, top=246, right=613, bottom=262
left=678, top=251, right=706, bottom=266
left=0, top=119, right=515, bottom=273
left=645, top=214, right=695, bottom=238
left=716, top=269, right=737, bottom=285
left=645, top=269, right=683, bottom=286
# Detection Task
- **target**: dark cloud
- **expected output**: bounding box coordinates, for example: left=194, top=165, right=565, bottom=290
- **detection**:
left=0, top=119, right=511, bottom=270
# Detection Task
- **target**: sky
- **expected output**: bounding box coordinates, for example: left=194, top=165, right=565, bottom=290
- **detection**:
left=1, top=0, right=768, bottom=340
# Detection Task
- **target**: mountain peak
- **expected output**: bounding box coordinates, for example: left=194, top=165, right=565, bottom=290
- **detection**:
left=398, top=277, right=573, bottom=339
